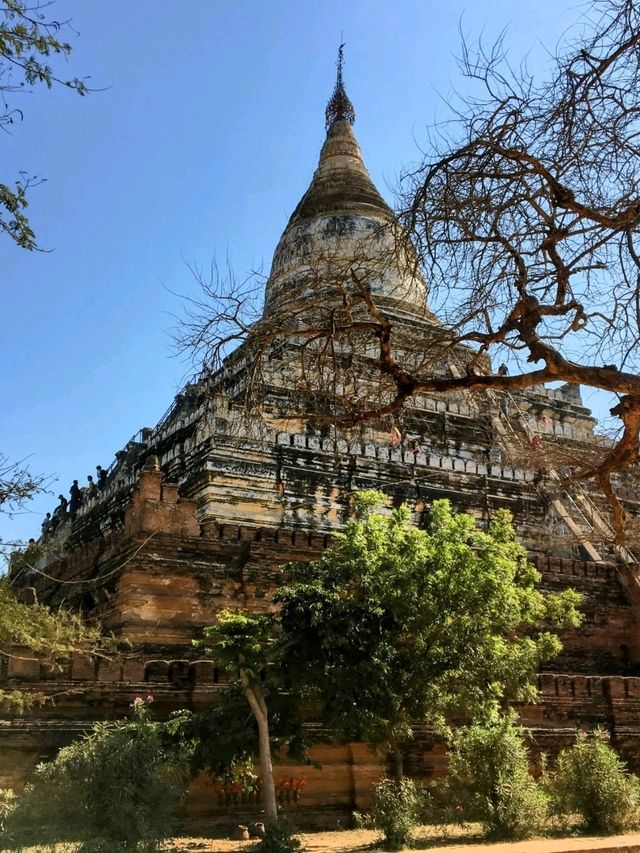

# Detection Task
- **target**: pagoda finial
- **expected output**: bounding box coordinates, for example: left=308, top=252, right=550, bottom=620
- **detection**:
left=325, top=42, right=356, bottom=131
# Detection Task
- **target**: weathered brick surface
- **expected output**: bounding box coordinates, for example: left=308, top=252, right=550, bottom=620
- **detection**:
left=4, top=420, right=640, bottom=821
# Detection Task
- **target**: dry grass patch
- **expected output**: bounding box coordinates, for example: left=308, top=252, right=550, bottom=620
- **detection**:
left=5, top=824, right=482, bottom=853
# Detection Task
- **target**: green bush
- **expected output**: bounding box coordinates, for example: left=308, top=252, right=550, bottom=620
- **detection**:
left=437, top=713, right=548, bottom=839
left=4, top=697, right=189, bottom=851
left=547, top=728, right=640, bottom=833
left=357, top=777, right=422, bottom=850
left=255, top=820, right=304, bottom=853
left=0, top=789, right=17, bottom=838
left=0, top=789, right=16, bottom=827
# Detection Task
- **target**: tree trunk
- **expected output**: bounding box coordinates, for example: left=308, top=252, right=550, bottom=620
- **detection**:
left=390, top=740, right=404, bottom=781
left=242, top=679, right=278, bottom=823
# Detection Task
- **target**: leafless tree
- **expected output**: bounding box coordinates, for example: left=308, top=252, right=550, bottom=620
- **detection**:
left=0, top=454, right=47, bottom=554
left=398, top=0, right=640, bottom=537
left=176, top=0, right=640, bottom=542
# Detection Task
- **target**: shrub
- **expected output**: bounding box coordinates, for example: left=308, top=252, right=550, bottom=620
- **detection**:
left=4, top=697, right=189, bottom=851
left=547, top=728, right=640, bottom=833
left=437, top=713, right=548, bottom=839
left=0, top=789, right=16, bottom=830
left=357, top=777, right=422, bottom=850
left=255, top=820, right=304, bottom=853
left=0, top=789, right=17, bottom=845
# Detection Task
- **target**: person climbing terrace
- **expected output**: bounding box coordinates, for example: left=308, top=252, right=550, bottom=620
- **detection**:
left=498, top=363, right=509, bottom=376
left=41, top=512, right=52, bottom=536
left=51, top=494, right=68, bottom=528
left=96, top=465, right=108, bottom=490
left=86, top=475, right=98, bottom=500
left=69, top=480, right=82, bottom=517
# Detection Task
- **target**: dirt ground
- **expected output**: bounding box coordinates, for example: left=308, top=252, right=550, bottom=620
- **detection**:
left=12, top=826, right=640, bottom=853
left=164, top=828, right=640, bottom=853
left=166, top=824, right=473, bottom=851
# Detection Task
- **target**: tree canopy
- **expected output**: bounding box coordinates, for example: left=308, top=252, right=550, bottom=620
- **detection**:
left=277, top=493, right=582, bottom=776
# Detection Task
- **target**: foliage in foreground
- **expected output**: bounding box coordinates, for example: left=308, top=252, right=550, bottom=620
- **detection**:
left=0, top=788, right=17, bottom=834
left=278, top=493, right=582, bottom=773
left=356, top=778, right=423, bottom=851
left=547, top=728, right=640, bottom=834
left=435, top=713, right=548, bottom=839
left=3, top=699, right=189, bottom=852
left=255, top=820, right=304, bottom=853
left=0, top=575, right=118, bottom=711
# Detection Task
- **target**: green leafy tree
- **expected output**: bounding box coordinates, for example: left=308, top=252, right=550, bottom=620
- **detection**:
left=168, top=680, right=308, bottom=793
left=277, top=492, right=582, bottom=778
left=196, top=611, right=293, bottom=823
left=1, top=0, right=87, bottom=249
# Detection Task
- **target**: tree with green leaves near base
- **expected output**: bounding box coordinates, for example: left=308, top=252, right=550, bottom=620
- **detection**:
left=167, top=677, right=309, bottom=826
left=277, top=492, right=582, bottom=778
left=195, top=611, right=303, bottom=824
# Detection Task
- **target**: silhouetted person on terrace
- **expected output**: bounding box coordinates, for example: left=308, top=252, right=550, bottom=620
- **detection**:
left=69, top=480, right=82, bottom=516
left=498, top=363, right=509, bottom=376
left=51, top=495, right=68, bottom=530
left=96, top=465, right=108, bottom=490
left=86, top=475, right=98, bottom=499
left=41, top=513, right=52, bottom=536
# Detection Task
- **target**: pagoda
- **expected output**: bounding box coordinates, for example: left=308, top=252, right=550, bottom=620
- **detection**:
left=3, top=54, right=640, bottom=828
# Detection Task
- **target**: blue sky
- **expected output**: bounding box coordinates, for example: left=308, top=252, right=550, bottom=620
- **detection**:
left=0, top=0, right=590, bottom=547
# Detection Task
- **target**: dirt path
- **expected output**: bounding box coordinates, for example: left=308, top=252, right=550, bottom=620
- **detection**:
left=12, top=828, right=640, bottom=853
left=165, top=827, right=640, bottom=853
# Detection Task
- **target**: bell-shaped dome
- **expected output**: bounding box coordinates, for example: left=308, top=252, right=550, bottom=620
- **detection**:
left=263, top=59, right=429, bottom=322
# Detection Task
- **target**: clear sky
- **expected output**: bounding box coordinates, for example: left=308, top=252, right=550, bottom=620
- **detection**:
left=0, top=0, right=591, bottom=549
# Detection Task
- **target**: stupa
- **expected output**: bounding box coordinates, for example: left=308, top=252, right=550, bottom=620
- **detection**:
left=3, top=52, right=640, bottom=828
